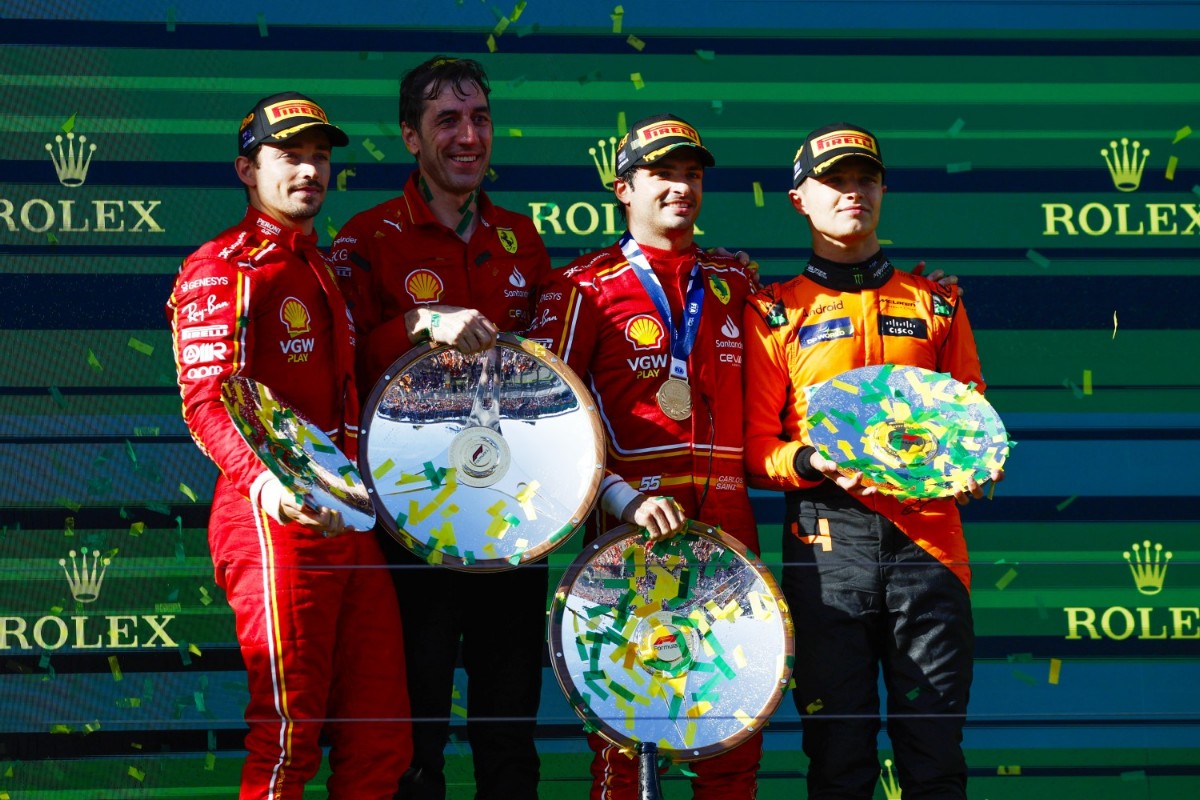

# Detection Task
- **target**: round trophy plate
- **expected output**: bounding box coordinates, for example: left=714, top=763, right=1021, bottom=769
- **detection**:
left=548, top=522, right=794, bottom=762
left=360, top=334, right=604, bottom=571
left=805, top=364, right=1010, bottom=500
left=221, top=376, right=376, bottom=531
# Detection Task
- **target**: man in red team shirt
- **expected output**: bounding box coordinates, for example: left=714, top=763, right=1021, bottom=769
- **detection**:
left=526, top=113, right=761, bottom=800
left=333, top=57, right=550, bottom=800
left=167, top=92, right=410, bottom=799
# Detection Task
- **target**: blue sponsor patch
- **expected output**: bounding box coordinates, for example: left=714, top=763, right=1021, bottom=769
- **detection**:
left=799, top=317, right=853, bottom=348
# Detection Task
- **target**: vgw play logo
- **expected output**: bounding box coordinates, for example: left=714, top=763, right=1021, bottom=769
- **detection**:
left=0, top=550, right=178, bottom=651
left=1064, top=540, right=1198, bottom=641
left=0, top=122, right=166, bottom=236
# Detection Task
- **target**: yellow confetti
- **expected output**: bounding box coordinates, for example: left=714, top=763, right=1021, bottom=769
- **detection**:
left=611, top=5, right=624, bottom=33
left=617, top=111, right=627, bottom=135
left=627, top=35, right=645, bottom=51
left=510, top=1, right=527, bottom=22
left=1166, top=155, right=1178, bottom=181
left=205, top=752, right=216, bottom=771
left=127, top=337, right=154, bottom=356
left=128, top=766, right=146, bottom=781
left=1082, top=369, right=1093, bottom=396
left=630, top=72, right=644, bottom=90
left=752, top=181, right=764, bottom=207
left=86, top=348, right=104, bottom=372
left=805, top=699, right=824, bottom=714
left=995, top=568, right=1018, bottom=590
left=188, top=642, right=202, bottom=657
left=1173, top=125, right=1193, bottom=144
left=732, top=644, right=748, bottom=668
left=51, top=724, right=71, bottom=734
left=486, top=33, right=497, bottom=52
left=336, top=168, right=355, bottom=191
left=62, top=113, right=77, bottom=133
left=1112, top=310, right=1119, bottom=339
left=998, top=765, right=1022, bottom=776
left=129, top=521, right=145, bottom=536
left=108, top=655, right=123, bottom=682
left=179, top=482, right=197, bottom=502
left=734, top=709, right=754, bottom=727
left=362, top=138, right=385, bottom=161
left=832, top=378, right=859, bottom=394
left=1048, top=657, right=1062, bottom=684
left=509, top=128, right=523, bottom=137
left=493, top=17, right=510, bottom=37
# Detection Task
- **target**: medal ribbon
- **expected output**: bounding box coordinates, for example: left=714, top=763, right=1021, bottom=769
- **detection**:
left=619, top=232, right=705, bottom=382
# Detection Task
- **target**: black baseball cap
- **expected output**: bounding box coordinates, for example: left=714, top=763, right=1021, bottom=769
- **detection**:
left=238, top=91, right=349, bottom=157
left=615, top=113, right=715, bottom=175
left=792, top=122, right=885, bottom=188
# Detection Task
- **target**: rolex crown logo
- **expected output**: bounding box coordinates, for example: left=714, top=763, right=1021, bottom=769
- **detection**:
left=1100, top=137, right=1148, bottom=193
left=880, top=758, right=902, bottom=799
left=589, top=135, right=619, bottom=189
left=45, top=132, right=98, bottom=187
left=59, top=548, right=111, bottom=603
left=1124, top=539, right=1171, bottom=595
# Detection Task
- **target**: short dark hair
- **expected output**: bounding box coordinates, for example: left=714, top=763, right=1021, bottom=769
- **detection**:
left=399, top=56, right=491, bottom=131
left=240, top=144, right=263, bottom=202
left=614, top=166, right=638, bottom=221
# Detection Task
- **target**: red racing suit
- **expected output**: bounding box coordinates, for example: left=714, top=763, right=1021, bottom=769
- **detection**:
left=527, top=240, right=761, bottom=800
left=167, top=208, right=411, bottom=800
left=332, top=173, right=550, bottom=385
left=742, top=251, right=984, bottom=799
left=334, top=176, right=553, bottom=800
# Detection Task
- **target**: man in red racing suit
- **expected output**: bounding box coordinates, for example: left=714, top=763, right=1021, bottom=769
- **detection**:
left=167, top=92, right=411, bottom=799
left=742, top=122, right=1001, bottom=800
left=527, top=113, right=761, bottom=800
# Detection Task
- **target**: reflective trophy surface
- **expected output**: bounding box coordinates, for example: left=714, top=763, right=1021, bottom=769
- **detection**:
left=360, top=334, right=604, bottom=570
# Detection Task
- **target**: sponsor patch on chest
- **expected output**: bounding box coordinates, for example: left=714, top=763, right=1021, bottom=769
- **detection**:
left=878, top=315, right=929, bottom=339
left=799, top=317, right=853, bottom=348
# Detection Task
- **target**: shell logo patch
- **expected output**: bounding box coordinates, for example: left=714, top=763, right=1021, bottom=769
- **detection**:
left=405, top=269, right=444, bottom=304
left=280, top=297, right=311, bottom=337
left=625, top=314, right=665, bottom=350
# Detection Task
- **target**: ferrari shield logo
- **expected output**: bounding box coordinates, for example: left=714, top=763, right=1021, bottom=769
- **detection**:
left=497, top=227, right=518, bottom=254
left=708, top=274, right=731, bottom=304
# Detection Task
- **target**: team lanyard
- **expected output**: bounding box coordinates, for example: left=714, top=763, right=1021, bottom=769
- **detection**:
left=619, top=231, right=705, bottom=383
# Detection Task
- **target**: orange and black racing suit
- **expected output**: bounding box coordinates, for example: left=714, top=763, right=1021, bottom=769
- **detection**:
left=742, top=251, right=984, bottom=799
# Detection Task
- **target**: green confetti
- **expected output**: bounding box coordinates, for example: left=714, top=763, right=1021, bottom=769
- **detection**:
left=695, top=49, right=715, bottom=61
left=127, top=336, right=154, bottom=356
left=61, top=113, right=77, bottom=134
left=1025, top=249, right=1051, bottom=269
left=946, top=162, right=972, bottom=173
left=256, top=13, right=268, bottom=37
left=86, top=348, right=104, bottom=372
left=947, top=118, right=965, bottom=136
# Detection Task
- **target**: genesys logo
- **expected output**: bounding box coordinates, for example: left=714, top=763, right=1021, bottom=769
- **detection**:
left=1042, top=135, right=1198, bottom=237
left=0, top=125, right=166, bottom=236
left=0, top=550, right=179, bottom=651
left=1064, top=540, right=1194, bottom=641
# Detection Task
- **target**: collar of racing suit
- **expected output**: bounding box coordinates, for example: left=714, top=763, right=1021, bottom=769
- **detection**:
left=803, top=249, right=893, bottom=291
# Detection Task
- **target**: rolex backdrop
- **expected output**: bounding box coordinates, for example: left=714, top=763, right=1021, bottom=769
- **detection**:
left=1, top=1, right=1198, bottom=798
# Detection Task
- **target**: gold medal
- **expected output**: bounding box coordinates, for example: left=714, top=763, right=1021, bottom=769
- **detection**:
left=656, top=378, right=692, bottom=421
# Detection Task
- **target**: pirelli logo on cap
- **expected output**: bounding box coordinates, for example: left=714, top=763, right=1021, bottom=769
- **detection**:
left=638, top=121, right=702, bottom=148
left=811, top=130, right=879, bottom=157
left=264, top=99, right=331, bottom=123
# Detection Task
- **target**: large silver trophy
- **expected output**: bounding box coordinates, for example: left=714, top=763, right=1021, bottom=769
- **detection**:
left=359, top=334, right=605, bottom=570
left=221, top=376, right=376, bottom=531
left=548, top=521, right=794, bottom=776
